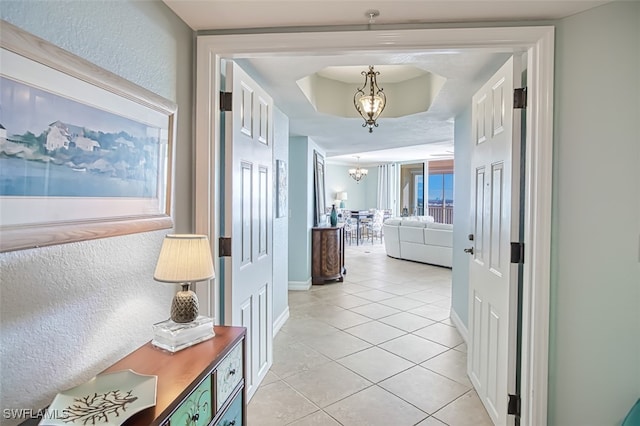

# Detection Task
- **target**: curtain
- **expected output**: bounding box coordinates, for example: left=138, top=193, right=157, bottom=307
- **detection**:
left=377, top=163, right=400, bottom=215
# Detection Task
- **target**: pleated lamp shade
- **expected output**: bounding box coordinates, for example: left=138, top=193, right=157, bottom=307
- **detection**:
left=154, top=234, right=214, bottom=323
left=154, top=234, right=214, bottom=283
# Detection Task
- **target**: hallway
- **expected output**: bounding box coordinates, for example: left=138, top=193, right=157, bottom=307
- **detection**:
left=247, top=243, right=492, bottom=425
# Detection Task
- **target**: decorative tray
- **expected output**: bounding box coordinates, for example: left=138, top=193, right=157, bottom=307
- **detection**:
left=39, top=369, right=157, bottom=426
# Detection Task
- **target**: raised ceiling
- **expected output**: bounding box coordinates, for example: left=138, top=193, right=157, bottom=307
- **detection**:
left=296, top=65, right=445, bottom=119
left=232, top=51, right=510, bottom=162
left=163, top=0, right=612, bottom=163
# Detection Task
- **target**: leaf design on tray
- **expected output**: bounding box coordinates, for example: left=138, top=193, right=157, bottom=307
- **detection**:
left=39, top=370, right=157, bottom=426
left=61, top=390, right=138, bottom=424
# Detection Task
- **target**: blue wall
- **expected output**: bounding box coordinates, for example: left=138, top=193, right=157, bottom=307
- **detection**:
left=287, top=136, right=325, bottom=287
left=325, top=163, right=379, bottom=211
left=549, top=2, right=640, bottom=424
left=451, top=106, right=472, bottom=329
left=272, top=107, right=289, bottom=324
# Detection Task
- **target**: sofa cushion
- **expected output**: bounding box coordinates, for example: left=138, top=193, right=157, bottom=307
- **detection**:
left=424, top=228, right=453, bottom=247
left=399, top=224, right=425, bottom=244
left=384, top=218, right=402, bottom=226
left=426, top=222, right=453, bottom=231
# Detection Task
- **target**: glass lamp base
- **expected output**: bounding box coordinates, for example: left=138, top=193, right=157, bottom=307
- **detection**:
left=152, top=315, right=215, bottom=353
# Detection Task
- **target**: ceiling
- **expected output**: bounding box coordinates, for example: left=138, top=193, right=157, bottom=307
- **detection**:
left=163, top=0, right=611, bottom=164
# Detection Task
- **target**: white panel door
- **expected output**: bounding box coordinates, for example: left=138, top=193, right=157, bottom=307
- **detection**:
left=468, top=56, right=521, bottom=426
left=224, top=61, right=273, bottom=401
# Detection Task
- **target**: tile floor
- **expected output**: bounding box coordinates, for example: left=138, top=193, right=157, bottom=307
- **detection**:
left=247, top=242, right=493, bottom=426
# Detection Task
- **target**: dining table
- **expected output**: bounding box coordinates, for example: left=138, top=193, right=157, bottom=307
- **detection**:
left=349, top=210, right=374, bottom=245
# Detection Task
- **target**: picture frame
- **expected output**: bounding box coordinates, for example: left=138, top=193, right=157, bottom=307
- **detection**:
left=313, top=150, right=326, bottom=226
left=0, top=21, right=176, bottom=252
left=276, top=159, right=287, bottom=218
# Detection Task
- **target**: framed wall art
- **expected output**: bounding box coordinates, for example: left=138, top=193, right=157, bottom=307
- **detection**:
left=276, top=159, right=287, bottom=218
left=0, top=21, right=176, bottom=252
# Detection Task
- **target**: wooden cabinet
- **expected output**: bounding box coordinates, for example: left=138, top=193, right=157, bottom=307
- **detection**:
left=112, top=326, right=245, bottom=426
left=312, top=225, right=346, bottom=284
left=21, top=326, right=246, bottom=426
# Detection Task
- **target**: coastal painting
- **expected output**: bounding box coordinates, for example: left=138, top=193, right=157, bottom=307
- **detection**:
left=0, top=77, right=163, bottom=198
left=0, top=21, right=176, bottom=252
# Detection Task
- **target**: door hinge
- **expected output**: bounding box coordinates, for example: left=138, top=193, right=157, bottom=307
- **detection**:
left=219, top=236, right=232, bottom=257
left=514, top=87, right=527, bottom=109
left=510, top=242, right=525, bottom=264
left=508, top=394, right=521, bottom=417
left=220, top=91, right=232, bottom=111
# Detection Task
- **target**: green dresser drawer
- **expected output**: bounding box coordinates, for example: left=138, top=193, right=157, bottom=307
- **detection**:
left=169, top=374, right=213, bottom=425
left=214, top=391, right=243, bottom=426
left=216, top=342, right=243, bottom=410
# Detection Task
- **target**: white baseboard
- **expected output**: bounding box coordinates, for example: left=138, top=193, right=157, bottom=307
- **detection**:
left=288, top=279, right=311, bottom=291
left=450, top=308, right=469, bottom=345
left=273, top=307, right=290, bottom=336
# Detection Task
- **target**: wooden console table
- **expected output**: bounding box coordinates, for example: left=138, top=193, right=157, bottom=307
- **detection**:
left=20, top=326, right=246, bottom=426
left=311, top=225, right=346, bottom=284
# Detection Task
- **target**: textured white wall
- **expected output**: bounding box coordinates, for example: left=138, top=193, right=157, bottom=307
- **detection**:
left=0, top=2, right=193, bottom=424
left=0, top=232, right=175, bottom=418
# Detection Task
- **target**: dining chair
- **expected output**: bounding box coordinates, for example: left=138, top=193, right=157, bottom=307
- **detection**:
left=366, top=209, right=385, bottom=244
left=342, top=210, right=355, bottom=244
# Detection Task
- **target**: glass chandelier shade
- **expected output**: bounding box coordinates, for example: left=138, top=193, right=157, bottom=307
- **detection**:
left=354, top=65, right=386, bottom=133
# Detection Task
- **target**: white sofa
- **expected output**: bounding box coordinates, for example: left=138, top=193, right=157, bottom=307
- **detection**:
left=383, top=217, right=453, bottom=268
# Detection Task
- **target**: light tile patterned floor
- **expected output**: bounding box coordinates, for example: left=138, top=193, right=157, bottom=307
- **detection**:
left=248, top=242, right=492, bottom=426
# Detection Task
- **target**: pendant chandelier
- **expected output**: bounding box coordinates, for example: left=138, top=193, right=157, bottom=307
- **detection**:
left=353, top=65, right=386, bottom=133
left=348, top=156, right=368, bottom=183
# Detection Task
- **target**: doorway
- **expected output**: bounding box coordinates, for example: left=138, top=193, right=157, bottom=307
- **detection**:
left=194, top=25, right=554, bottom=425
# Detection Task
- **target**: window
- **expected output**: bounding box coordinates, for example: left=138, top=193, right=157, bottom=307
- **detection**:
left=428, top=173, right=454, bottom=223
left=428, top=173, right=453, bottom=205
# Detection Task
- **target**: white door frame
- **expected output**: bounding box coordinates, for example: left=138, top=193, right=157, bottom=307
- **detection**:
left=194, top=25, right=554, bottom=426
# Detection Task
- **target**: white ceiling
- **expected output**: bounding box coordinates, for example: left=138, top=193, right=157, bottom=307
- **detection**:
left=164, top=0, right=611, bottom=163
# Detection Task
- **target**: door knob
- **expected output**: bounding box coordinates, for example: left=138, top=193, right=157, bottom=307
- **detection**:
left=464, top=247, right=474, bottom=255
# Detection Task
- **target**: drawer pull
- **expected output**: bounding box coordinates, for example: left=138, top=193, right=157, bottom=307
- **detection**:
left=190, top=413, right=199, bottom=422
left=229, top=421, right=236, bottom=426
left=228, top=368, right=236, bottom=376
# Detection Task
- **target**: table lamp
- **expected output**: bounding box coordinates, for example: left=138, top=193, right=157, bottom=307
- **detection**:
left=152, top=234, right=216, bottom=352
left=338, top=192, right=348, bottom=208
